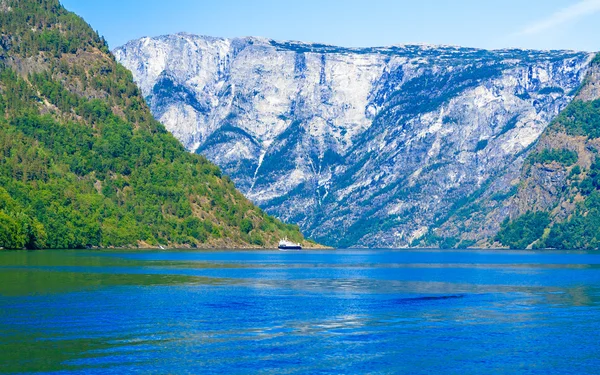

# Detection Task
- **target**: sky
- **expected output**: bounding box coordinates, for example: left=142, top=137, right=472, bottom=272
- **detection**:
left=60, top=0, right=600, bottom=51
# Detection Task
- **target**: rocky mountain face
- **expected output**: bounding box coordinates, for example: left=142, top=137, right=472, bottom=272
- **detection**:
left=436, top=55, right=600, bottom=250
left=114, top=34, right=594, bottom=247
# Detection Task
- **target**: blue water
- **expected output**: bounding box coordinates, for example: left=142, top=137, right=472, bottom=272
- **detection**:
left=1, top=249, right=600, bottom=374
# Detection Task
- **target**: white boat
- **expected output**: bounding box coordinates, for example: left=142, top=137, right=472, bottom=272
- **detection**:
left=278, top=238, right=302, bottom=250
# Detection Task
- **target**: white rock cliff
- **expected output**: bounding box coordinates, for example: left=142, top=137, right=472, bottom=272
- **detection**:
left=114, top=33, right=594, bottom=247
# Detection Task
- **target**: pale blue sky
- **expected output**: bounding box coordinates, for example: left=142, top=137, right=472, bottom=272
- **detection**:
left=61, top=0, right=600, bottom=51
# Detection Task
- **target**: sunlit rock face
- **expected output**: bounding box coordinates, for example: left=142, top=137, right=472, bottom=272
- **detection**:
left=115, top=34, right=594, bottom=247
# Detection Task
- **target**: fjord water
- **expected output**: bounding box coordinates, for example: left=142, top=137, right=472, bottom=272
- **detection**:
left=1, top=250, right=600, bottom=374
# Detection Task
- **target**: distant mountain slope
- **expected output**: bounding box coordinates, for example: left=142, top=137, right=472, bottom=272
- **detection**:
left=432, top=54, right=600, bottom=249
left=0, top=0, right=308, bottom=249
left=115, top=33, right=594, bottom=247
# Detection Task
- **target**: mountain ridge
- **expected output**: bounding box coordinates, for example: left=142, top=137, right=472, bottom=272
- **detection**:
left=125, top=32, right=592, bottom=55
left=115, top=32, right=595, bottom=248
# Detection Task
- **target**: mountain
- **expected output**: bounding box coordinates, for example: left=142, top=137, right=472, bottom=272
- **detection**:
left=0, top=0, right=309, bottom=249
left=433, top=54, right=600, bottom=249
left=114, top=33, right=594, bottom=247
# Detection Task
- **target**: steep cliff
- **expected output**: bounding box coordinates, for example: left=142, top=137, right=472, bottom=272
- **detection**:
left=434, top=54, right=600, bottom=249
left=115, top=33, right=594, bottom=247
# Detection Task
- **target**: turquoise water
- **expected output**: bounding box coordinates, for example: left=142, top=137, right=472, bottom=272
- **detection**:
left=1, top=249, right=600, bottom=374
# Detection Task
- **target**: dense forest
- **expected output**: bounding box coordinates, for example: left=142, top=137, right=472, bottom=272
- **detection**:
left=495, top=55, right=600, bottom=249
left=0, top=0, right=308, bottom=249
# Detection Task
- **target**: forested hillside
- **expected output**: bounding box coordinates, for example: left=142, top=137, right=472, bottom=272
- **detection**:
left=429, top=53, right=600, bottom=249
left=0, top=0, right=308, bottom=249
left=494, top=55, right=600, bottom=249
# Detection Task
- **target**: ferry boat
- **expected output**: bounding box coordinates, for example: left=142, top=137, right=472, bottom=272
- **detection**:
left=278, top=238, right=302, bottom=250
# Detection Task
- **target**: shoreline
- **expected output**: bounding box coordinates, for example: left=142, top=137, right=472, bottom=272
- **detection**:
left=1, top=247, right=595, bottom=252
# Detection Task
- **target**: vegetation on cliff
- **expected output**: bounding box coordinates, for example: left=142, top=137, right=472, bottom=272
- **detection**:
left=495, top=54, right=600, bottom=249
left=0, top=0, right=306, bottom=249
left=495, top=212, right=550, bottom=249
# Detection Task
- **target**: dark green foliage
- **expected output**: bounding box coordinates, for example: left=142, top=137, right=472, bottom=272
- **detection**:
left=498, top=115, right=519, bottom=136
left=474, top=139, right=488, bottom=152
left=254, top=121, right=304, bottom=185
left=490, top=186, right=518, bottom=201
left=0, top=188, right=47, bottom=249
left=529, top=148, right=578, bottom=166
left=457, top=239, right=476, bottom=249
left=414, top=231, right=460, bottom=249
left=495, top=211, right=550, bottom=249
left=240, top=219, right=253, bottom=234
left=324, top=211, right=405, bottom=249
left=542, top=160, right=600, bottom=249
left=553, top=99, right=600, bottom=138
left=321, top=149, right=344, bottom=167
left=438, top=236, right=459, bottom=249
left=537, top=87, right=564, bottom=95
left=0, top=0, right=109, bottom=59
left=383, top=64, right=503, bottom=116
left=489, top=52, right=600, bottom=250
left=578, top=159, right=600, bottom=195
left=151, top=75, right=208, bottom=114
left=544, top=191, right=600, bottom=249
left=196, top=123, right=257, bottom=155
left=433, top=179, right=492, bottom=228
left=569, top=165, right=582, bottom=179
left=0, top=0, right=305, bottom=249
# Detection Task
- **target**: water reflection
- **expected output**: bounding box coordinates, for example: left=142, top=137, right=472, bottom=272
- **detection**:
left=0, top=250, right=599, bottom=373
left=0, top=268, right=236, bottom=296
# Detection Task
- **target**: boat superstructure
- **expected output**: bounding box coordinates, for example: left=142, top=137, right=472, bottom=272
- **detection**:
left=278, top=238, right=302, bottom=250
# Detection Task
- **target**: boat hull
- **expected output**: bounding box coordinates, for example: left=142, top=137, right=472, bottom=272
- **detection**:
left=278, top=245, right=302, bottom=250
